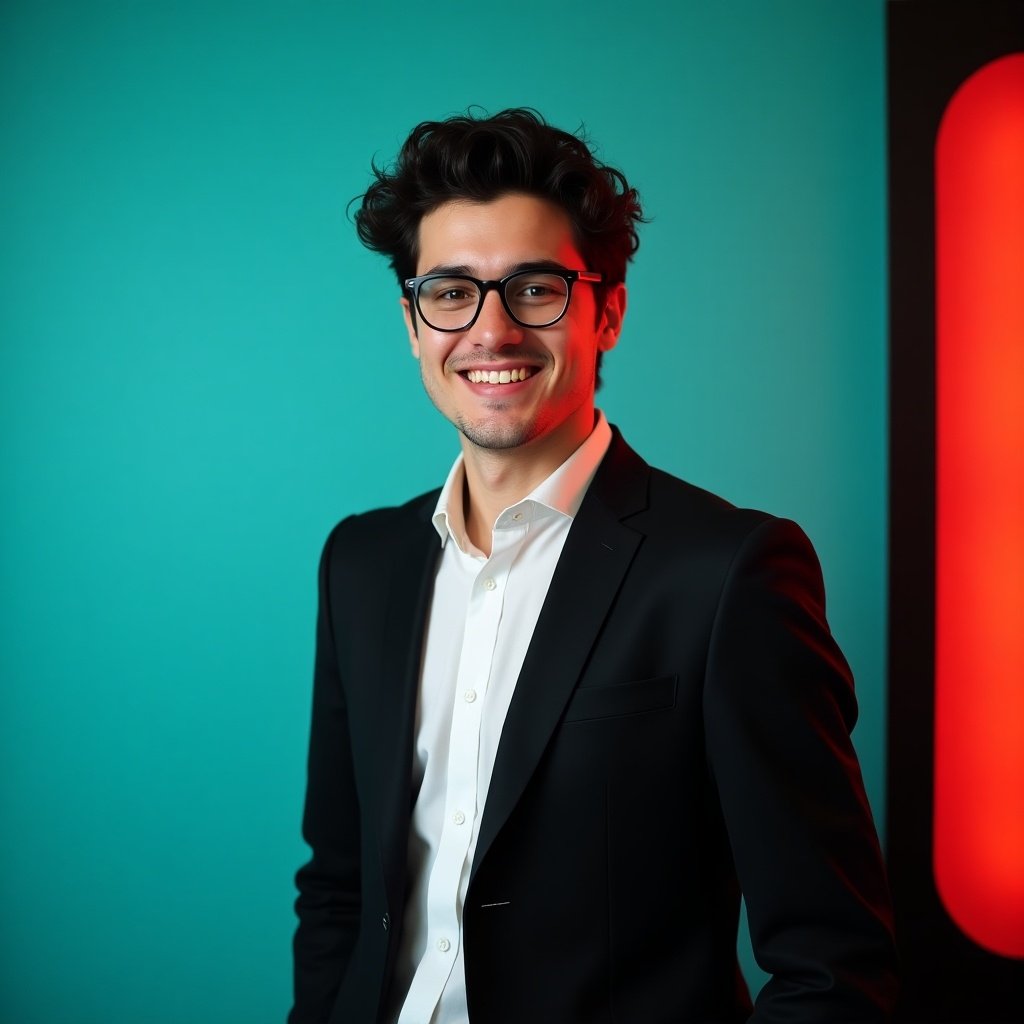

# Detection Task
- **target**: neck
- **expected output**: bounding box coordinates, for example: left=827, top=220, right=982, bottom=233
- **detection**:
left=460, top=406, right=596, bottom=556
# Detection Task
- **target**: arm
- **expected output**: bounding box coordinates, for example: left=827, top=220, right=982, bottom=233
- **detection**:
left=704, top=516, right=898, bottom=1021
left=289, top=524, right=362, bottom=1024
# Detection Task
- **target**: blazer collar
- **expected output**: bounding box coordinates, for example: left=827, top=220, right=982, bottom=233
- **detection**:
left=470, top=427, right=650, bottom=883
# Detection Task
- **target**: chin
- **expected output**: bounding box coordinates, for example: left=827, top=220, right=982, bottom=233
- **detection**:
left=458, top=421, right=536, bottom=450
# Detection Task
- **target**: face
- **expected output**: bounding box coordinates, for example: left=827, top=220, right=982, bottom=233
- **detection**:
left=402, top=193, right=625, bottom=459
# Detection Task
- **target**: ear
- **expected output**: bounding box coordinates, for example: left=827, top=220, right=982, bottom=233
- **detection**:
left=597, top=283, right=627, bottom=353
left=400, top=297, right=420, bottom=359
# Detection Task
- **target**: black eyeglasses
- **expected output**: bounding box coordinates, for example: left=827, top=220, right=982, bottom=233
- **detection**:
left=404, top=268, right=603, bottom=332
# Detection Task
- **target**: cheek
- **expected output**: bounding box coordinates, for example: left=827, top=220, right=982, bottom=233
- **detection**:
left=420, top=334, right=457, bottom=372
left=561, top=330, right=600, bottom=375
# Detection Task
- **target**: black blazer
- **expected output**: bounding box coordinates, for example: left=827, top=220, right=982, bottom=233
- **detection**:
left=290, top=430, right=898, bottom=1023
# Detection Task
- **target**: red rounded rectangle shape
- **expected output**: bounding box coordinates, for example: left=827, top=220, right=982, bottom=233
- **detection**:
left=935, top=52, right=1024, bottom=960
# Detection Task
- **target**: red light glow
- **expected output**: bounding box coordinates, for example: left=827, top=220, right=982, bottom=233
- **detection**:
left=935, top=52, right=1024, bottom=960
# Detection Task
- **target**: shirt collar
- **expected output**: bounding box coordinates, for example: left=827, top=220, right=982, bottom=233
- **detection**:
left=431, top=410, right=613, bottom=550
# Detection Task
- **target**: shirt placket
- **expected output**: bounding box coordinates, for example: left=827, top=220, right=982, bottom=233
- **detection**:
left=409, top=522, right=526, bottom=1014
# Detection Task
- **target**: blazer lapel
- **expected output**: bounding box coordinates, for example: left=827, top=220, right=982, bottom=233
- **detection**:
left=471, top=432, right=650, bottom=883
left=373, top=495, right=442, bottom=910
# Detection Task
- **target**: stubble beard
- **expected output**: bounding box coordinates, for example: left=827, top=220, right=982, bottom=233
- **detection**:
left=421, top=365, right=541, bottom=451
left=449, top=393, right=539, bottom=450
left=419, top=359, right=593, bottom=452
left=456, top=415, right=536, bottom=450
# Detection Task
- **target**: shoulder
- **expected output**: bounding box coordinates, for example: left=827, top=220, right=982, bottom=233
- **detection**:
left=600, top=432, right=822, bottom=599
left=320, top=487, right=441, bottom=571
left=646, top=465, right=811, bottom=556
left=603, top=429, right=791, bottom=549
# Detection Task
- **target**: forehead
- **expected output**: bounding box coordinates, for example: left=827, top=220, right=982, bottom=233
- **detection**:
left=415, top=193, right=582, bottom=274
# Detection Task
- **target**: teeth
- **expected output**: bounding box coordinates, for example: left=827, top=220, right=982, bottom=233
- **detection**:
left=466, top=367, right=533, bottom=384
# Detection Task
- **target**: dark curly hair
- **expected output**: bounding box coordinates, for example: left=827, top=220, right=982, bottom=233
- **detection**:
left=354, top=106, right=644, bottom=299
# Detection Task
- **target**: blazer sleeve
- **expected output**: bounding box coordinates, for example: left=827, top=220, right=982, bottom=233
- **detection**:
left=289, top=522, right=362, bottom=1024
left=703, top=516, right=898, bottom=1021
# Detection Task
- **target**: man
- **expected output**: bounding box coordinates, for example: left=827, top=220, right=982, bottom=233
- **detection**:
left=290, top=108, right=898, bottom=1023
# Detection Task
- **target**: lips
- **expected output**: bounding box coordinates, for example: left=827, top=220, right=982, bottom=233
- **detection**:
left=463, top=367, right=535, bottom=385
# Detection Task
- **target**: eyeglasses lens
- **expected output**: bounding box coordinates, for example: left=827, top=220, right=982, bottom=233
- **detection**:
left=417, top=273, right=569, bottom=330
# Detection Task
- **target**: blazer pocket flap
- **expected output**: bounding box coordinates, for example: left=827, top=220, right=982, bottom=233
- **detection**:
left=563, top=674, right=677, bottom=723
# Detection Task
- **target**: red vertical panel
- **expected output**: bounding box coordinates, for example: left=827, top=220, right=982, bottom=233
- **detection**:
left=935, top=52, right=1024, bottom=960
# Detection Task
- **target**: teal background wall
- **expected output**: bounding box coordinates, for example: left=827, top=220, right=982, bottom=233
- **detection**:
left=1, top=2, right=886, bottom=1020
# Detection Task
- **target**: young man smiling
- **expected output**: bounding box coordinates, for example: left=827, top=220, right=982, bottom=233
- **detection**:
left=289, top=109, right=898, bottom=1024
left=402, top=192, right=625, bottom=553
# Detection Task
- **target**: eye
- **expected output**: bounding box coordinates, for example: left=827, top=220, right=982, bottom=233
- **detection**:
left=522, top=283, right=556, bottom=298
left=420, top=278, right=480, bottom=309
left=509, top=274, right=568, bottom=306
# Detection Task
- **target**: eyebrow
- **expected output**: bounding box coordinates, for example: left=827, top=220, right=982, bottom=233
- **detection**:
left=420, top=259, right=572, bottom=278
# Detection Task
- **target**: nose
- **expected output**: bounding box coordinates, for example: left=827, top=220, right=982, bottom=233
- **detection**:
left=467, top=289, right=524, bottom=349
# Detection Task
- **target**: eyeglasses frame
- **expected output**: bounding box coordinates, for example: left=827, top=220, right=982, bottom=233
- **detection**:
left=403, top=268, right=603, bottom=332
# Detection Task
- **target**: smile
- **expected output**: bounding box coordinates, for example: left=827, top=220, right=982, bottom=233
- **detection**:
left=463, top=367, right=535, bottom=385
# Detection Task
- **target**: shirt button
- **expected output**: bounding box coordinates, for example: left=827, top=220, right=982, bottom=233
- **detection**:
left=512, top=511, right=524, bottom=521
left=464, top=689, right=477, bottom=703
left=437, top=937, right=451, bottom=953
left=453, top=810, right=466, bottom=825
left=483, top=577, right=497, bottom=591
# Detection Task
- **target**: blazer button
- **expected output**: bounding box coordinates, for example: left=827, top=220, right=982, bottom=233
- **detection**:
left=382, top=913, right=390, bottom=931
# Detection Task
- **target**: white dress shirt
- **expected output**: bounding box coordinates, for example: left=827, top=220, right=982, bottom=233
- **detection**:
left=391, top=412, right=613, bottom=1024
